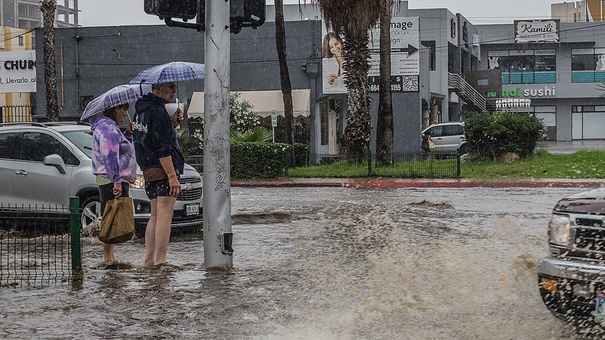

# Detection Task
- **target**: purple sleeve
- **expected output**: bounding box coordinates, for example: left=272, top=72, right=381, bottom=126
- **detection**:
left=123, top=130, right=133, bottom=143
left=98, top=127, right=123, bottom=183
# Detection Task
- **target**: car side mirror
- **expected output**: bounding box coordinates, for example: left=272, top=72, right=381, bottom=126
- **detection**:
left=44, top=154, right=67, bottom=174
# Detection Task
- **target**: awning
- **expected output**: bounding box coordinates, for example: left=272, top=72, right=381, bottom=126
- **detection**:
left=187, top=89, right=310, bottom=118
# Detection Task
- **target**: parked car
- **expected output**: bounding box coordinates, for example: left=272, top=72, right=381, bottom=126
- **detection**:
left=422, top=122, right=465, bottom=154
left=0, top=122, right=203, bottom=235
left=538, top=188, right=605, bottom=334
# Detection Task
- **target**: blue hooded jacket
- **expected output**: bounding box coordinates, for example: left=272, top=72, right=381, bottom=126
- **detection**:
left=132, top=93, right=185, bottom=175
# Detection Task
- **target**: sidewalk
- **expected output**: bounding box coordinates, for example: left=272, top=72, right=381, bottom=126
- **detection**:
left=231, top=178, right=605, bottom=188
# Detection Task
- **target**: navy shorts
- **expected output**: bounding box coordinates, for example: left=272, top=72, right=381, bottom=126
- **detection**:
left=145, top=176, right=180, bottom=200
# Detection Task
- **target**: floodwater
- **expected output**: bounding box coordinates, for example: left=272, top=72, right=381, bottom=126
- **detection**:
left=0, top=186, right=594, bottom=339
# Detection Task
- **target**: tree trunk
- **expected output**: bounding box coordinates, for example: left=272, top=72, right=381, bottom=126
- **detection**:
left=376, top=0, right=394, bottom=166
left=342, top=31, right=371, bottom=164
left=40, top=0, right=59, bottom=121
left=275, top=0, right=294, bottom=145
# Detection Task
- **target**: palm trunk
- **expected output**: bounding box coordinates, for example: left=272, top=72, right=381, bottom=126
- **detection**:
left=40, top=0, right=59, bottom=121
left=376, top=0, right=394, bottom=166
left=275, top=0, right=294, bottom=145
left=342, top=31, right=371, bottom=164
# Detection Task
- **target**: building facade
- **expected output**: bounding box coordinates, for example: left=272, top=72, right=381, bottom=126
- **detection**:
left=479, top=20, right=605, bottom=140
left=2, top=0, right=79, bottom=29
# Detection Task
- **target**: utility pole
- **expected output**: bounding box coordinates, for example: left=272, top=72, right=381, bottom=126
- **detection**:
left=203, top=0, right=233, bottom=270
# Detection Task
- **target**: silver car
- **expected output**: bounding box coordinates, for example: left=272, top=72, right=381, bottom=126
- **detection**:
left=422, top=122, right=465, bottom=154
left=0, top=122, right=203, bottom=235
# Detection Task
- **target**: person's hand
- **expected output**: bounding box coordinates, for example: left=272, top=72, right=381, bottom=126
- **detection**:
left=126, top=121, right=133, bottom=133
left=171, top=108, right=184, bottom=127
left=327, top=74, right=338, bottom=85
left=112, top=183, right=122, bottom=198
left=168, top=176, right=181, bottom=198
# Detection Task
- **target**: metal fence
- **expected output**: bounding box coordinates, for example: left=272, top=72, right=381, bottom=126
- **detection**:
left=186, top=150, right=461, bottom=179
left=0, top=198, right=82, bottom=287
left=0, top=105, right=33, bottom=123
left=287, top=151, right=461, bottom=178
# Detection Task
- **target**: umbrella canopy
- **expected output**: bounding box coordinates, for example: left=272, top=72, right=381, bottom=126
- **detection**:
left=81, top=83, right=151, bottom=121
left=129, top=61, right=205, bottom=84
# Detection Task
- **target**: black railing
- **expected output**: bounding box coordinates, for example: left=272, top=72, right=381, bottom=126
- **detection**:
left=0, top=198, right=82, bottom=287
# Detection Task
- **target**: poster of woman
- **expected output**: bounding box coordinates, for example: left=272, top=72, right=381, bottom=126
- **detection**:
left=596, top=54, right=605, bottom=71
left=322, top=31, right=346, bottom=94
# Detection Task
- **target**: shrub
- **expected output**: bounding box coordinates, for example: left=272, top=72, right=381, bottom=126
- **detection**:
left=231, top=142, right=288, bottom=178
left=464, top=111, right=543, bottom=160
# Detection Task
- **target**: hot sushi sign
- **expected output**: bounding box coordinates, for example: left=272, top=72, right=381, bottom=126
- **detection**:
left=514, top=19, right=560, bottom=43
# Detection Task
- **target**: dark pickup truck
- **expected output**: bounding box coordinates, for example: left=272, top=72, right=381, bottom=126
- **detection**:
left=538, top=188, right=605, bottom=334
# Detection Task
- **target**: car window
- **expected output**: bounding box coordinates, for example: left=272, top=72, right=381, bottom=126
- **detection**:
left=430, top=126, right=443, bottom=137
left=0, top=132, right=20, bottom=160
left=443, top=125, right=463, bottom=136
left=20, top=132, right=79, bottom=165
left=62, top=130, right=93, bottom=159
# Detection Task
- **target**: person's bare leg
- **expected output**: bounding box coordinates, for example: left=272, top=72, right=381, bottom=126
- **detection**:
left=103, top=243, right=115, bottom=262
left=142, top=199, right=158, bottom=267
left=153, top=196, right=176, bottom=265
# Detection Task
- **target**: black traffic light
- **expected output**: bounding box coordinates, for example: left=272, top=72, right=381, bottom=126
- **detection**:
left=230, top=0, right=266, bottom=33
left=144, top=0, right=197, bottom=21
left=144, top=0, right=266, bottom=34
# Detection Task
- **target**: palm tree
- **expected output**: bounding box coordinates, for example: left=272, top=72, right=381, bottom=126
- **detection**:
left=275, top=0, right=295, bottom=145
left=314, top=0, right=382, bottom=164
left=375, top=0, right=394, bottom=166
left=40, top=0, right=59, bottom=121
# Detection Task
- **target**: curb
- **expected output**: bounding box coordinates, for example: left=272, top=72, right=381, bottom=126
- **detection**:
left=231, top=180, right=605, bottom=189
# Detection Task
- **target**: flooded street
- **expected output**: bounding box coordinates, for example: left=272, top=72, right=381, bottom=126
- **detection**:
left=0, top=186, right=592, bottom=339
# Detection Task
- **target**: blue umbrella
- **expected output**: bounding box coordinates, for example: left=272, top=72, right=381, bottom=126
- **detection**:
left=129, top=61, right=205, bottom=84
left=81, top=83, right=152, bottom=121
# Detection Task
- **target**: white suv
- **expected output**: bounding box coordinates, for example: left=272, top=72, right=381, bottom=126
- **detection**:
left=422, top=122, right=465, bottom=154
left=0, top=122, right=203, bottom=235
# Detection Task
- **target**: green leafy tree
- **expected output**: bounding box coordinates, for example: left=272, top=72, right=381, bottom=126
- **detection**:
left=229, top=92, right=261, bottom=133
left=190, top=92, right=261, bottom=152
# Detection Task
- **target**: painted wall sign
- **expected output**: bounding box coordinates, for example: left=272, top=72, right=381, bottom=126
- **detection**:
left=488, top=86, right=557, bottom=98
left=0, top=50, right=36, bottom=93
left=514, top=19, right=560, bottom=43
left=367, top=17, right=420, bottom=93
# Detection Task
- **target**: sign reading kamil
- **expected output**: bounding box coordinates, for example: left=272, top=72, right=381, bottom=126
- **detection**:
left=514, top=19, right=560, bottom=43
left=0, top=51, right=36, bottom=93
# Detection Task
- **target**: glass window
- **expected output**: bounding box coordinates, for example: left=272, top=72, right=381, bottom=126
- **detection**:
left=429, top=125, right=444, bottom=137
left=0, top=133, right=20, bottom=159
left=572, top=54, right=595, bottom=71
left=21, top=132, right=78, bottom=165
left=61, top=130, right=93, bottom=159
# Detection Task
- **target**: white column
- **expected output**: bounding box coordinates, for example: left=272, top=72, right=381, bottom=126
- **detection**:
left=203, top=0, right=233, bottom=270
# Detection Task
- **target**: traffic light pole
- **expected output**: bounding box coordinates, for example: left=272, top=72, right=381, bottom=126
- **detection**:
left=203, top=0, right=233, bottom=270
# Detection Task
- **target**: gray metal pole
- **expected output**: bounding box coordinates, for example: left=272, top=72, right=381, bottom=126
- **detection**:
left=203, top=0, right=233, bottom=270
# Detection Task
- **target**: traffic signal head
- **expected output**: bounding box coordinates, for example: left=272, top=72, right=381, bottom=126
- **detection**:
left=144, top=0, right=198, bottom=21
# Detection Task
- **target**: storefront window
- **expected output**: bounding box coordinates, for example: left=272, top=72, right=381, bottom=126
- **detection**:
left=488, top=50, right=556, bottom=84
left=571, top=48, right=605, bottom=83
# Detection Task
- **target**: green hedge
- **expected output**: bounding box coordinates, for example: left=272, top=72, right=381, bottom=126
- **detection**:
left=231, top=142, right=288, bottom=178
left=465, top=111, right=543, bottom=160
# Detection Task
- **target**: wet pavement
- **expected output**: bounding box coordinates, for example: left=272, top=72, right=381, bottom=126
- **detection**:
left=0, top=186, right=593, bottom=339
left=537, top=140, right=605, bottom=154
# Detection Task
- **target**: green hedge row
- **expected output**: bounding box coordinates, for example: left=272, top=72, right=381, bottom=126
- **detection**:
left=464, top=111, right=543, bottom=160
left=231, top=142, right=308, bottom=178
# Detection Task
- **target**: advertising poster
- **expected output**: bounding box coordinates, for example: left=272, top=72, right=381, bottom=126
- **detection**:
left=367, top=17, right=420, bottom=93
left=0, top=50, right=36, bottom=93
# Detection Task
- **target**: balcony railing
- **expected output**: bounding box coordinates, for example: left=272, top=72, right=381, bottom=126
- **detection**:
left=448, top=73, right=486, bottom=112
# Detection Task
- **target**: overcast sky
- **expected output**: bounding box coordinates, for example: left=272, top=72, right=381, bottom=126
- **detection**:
left=78, top=0, right=560, bottom=27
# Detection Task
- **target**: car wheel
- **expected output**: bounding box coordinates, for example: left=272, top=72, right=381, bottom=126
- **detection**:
left=81, top=195, right=101, bottom=229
